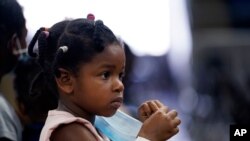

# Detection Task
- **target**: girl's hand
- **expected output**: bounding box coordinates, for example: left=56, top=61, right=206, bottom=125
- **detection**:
left=138, top=100, right=167, bottom=122
left=137, top=100, right=181, bottom=141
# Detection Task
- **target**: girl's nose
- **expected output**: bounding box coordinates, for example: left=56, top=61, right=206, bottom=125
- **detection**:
left=113, top=78, right=124, bottom=93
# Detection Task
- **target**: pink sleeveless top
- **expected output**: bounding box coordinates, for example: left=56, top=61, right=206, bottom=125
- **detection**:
left=39, top=110, right=110, bottom=141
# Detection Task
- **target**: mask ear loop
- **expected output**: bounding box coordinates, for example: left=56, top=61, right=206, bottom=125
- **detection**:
left=12, top=34, right=27, bottom=55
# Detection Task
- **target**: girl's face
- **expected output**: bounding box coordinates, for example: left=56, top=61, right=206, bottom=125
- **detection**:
left=72, top=44, right=125, bottom=117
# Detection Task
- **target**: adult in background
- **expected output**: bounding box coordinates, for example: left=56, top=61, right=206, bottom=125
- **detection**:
left=0, top=0, right=27, bottom=140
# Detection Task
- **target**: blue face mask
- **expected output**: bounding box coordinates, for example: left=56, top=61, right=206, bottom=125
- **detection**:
left=95, top=110, right=142, bottom=141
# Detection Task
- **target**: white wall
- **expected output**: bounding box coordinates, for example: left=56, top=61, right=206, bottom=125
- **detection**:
left=18, top=0, right=173, bottom=56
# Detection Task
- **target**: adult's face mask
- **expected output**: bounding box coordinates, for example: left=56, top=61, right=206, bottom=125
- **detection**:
left=95, top=110, right=142, bottom=141
left=2, top=34, right=27, bottom=74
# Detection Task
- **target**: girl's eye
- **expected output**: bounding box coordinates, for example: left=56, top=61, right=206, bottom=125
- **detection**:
left=101, top=71, right=111, bottom=80
left=119, top=72, right=125, bottom=80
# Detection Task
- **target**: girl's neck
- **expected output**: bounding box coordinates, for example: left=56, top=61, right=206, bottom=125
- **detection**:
left=57, top=100, right=95, bottom=124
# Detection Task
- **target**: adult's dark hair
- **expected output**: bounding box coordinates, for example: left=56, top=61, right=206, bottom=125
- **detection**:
left=0, top=0, right=26, bottom=77
left=0, top=0, right=25, bottom=48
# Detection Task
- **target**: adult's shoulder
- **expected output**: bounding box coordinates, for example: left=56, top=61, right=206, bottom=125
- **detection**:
left=0, top=94, right=13, bottom=113
left=0, top=94, right=23, bottom=141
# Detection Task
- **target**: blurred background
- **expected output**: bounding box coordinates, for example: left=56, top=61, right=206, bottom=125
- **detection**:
left=1, top=0, right=250, bottom=141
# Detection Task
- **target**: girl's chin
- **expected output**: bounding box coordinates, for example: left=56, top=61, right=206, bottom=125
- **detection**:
left=101, top=110, right=118, bottom=117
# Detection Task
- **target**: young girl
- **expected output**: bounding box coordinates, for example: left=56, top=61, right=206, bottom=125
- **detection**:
left=29, top=15, right=181, bottom=141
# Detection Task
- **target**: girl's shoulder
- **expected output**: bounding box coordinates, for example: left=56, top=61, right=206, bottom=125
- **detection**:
left=40, top=110, right=105, bottom=141
left=50, top=122, right=97, bottom=141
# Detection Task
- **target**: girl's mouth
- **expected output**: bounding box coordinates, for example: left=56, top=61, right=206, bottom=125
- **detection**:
left=111, top=97, right=123, bottom=109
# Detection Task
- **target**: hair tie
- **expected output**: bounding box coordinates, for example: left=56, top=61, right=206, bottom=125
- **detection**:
left=87, top=13, right=95, bottom=21
left=43, top=31, right=50, bottom=38
left=59, top=46, right=68, bottom=53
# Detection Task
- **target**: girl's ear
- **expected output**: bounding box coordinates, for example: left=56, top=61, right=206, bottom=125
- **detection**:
left=55, top=68, right=74, bottom=94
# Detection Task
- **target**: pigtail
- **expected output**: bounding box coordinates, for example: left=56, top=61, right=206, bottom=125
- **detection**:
left=28, top=28, right=52, bottom=75
left=29, top=71, right=45, bottom=97
left=28, top=70, right=58, bottom=112
left=93, top=20, right=105, bottom=52
left=36, top=31, right=59, bottom=94
left=92, top=19, right=118, bottom=52
left=28, top=27, right=47, bottom=57
left=37, top=31, right=50, bottom=72
left=28, top=27, right=59, bottom=99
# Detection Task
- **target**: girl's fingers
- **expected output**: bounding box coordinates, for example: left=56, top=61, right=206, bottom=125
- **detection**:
left=155, top=100, right=164, bottom=108
left=139, top=103, right=151, bottom=117
left=148, top=101, right=159, bottom=113
left=169, top=127, right=179, bottom=135
left=159, top=106, right=170, bottom=114
left=173, top=117, right=181, bottom=127
left=167, top=110, right=178, bottom=119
